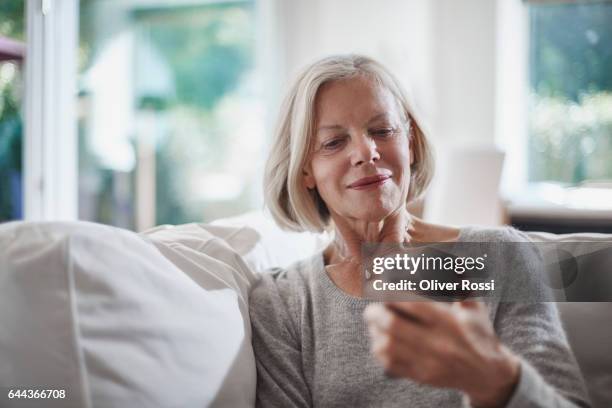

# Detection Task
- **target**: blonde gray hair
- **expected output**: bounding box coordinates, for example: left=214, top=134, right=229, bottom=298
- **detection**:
left=264, top=54, right=434, bottom=233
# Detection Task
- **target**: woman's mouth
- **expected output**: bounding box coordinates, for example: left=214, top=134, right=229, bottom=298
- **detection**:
left=347, top=174, right=391, bottom=190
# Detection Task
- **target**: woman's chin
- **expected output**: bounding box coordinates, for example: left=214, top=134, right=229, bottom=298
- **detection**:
left=350, top=205, right=396, bottom=223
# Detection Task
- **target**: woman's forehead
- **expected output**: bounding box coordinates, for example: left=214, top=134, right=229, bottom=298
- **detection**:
left=314, top=76, right=402, bottom=126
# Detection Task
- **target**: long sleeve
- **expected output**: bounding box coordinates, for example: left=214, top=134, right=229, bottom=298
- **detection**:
left=494, top=301, right=590, bottom=408
left=491, top=232, right=591, bottom=408
left=248, top=271, right=312, bottom=408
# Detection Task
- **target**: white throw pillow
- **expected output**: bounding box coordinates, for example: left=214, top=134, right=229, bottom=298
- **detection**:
left=210, top=210, right=331, bottom=272
left=141, top=223, right=259, bottom=407
left=0, top=221, right=252, bottom=408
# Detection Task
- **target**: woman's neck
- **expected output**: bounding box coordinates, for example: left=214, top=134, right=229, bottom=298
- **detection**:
left=325, top=208, right=410, bottom=264
left=322, top=209, right=461, bottom=298
left=323, top=210, right=461, bottom=266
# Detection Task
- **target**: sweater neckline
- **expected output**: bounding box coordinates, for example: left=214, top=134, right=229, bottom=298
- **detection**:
left=313, top=226, right=477, bottom=307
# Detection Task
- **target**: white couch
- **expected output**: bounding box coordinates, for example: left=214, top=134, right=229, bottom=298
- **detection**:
left=0, top=214, right=610, bottom=407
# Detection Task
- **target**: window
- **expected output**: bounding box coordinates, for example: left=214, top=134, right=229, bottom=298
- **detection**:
left=78, top=0, right=263, bottom=230
left=527, top=0, right=612, bottom=185
left=0, top=0, right=25, bottom=222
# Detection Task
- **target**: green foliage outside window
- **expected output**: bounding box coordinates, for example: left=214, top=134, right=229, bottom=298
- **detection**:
left=0, top=0, right=24, bottom=222
left=529, top=2, right=612, bottom=184
left=0, top=1, right=24, bottom=41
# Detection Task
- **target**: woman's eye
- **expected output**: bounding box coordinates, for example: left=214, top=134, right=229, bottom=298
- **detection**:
left=322, top=137, right=346, bottom=150
left=370, top=128, right=396, bottom=138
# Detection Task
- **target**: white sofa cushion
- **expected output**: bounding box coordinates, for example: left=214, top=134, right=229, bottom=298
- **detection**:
left=140, top=223, right=259, bottom=407
left=210, top=210, right=331, bottom=272
left=0, top=221, right=252, bottom=408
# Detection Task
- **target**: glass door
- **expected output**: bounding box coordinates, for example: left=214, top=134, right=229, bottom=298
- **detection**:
left=78, top=0, right=265, bottom=231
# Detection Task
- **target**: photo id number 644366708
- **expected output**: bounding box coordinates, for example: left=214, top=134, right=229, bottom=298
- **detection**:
left=6, top=389, right=66, bottom=399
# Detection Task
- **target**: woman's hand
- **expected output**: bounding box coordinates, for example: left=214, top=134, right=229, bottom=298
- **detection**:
left=363, top=300, right=520, bottom=407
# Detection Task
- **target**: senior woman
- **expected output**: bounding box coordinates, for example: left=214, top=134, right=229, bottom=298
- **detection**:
left=249, top=55, right=589, bottom=408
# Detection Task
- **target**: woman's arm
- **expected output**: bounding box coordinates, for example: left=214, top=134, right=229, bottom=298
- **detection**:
left=493, top=301, right=590, bottom=408
left=249, top=271, right=312, bottom=408
left=363, top=228, right=591, bottom=408
left=492, top=230, right=590, bottom=408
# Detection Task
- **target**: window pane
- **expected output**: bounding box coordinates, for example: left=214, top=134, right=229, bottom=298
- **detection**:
left=528, top=2, right=612, bottom=184
left=0, top=1, right=25, bottom=41
left=78, top=1, right=262, bottom=230
left=0, top=0, right=25, bottom=222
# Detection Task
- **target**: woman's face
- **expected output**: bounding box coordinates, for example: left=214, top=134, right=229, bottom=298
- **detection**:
left=304, top=75, right=413, bottom=223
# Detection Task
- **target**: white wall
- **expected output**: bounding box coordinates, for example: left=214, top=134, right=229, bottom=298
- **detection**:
left=432, top=0, right=497, bottom=146
left=275, top=0, right=500, bottom=148
left=275, top=0, right=436, bottom=128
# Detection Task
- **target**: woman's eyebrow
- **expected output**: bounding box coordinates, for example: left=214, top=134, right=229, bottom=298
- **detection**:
left=366, top=113, right=390, bottom=124
left=317, top=113, right=391, bottom=132
left=316, top=124, right=344, bottom=132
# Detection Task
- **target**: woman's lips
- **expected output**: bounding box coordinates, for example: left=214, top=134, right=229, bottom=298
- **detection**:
left=347, top=174, right=391, bottom=190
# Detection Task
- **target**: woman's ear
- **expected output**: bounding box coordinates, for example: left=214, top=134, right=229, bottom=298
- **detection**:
left=303, top=166, right=316, bottom=189
left=409, top=131, right=415, bottom=166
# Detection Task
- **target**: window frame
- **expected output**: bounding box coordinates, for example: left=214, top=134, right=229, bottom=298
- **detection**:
left=24, top=0, right=78, bottom=220
left=496, top=0, right=530, bottom=199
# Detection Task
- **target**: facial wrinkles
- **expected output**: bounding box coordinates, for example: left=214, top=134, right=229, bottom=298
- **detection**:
left=314, top=119, right=401, bottom=162
left=311, top=77, right=411, bottom=214
left=313, top=131, right=407, bottom=208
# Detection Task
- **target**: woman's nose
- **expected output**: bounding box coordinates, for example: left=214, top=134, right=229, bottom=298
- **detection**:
left=350, top=133, right=380, bottom=166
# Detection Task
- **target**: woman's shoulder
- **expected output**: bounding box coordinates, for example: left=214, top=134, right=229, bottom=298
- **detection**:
left=458, top=225, right=531, bottom=243
left=458, top=226, right=540, bottom=271
left=413, top=218, right=530, bottom=243
left=248, top=253, right=322, bottom=311
left=248, top=253, right=323, bottom=342
left=251, top=252, right=322, bottom=289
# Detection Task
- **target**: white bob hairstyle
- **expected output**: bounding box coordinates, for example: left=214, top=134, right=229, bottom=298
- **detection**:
left=264, top=54, right=434, bottom=233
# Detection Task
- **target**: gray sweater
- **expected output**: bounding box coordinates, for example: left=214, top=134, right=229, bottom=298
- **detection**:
left=248, top=227, right=590, bottom=407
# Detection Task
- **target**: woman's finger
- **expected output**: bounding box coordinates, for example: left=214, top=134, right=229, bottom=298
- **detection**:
left=456, top=299, right=480, bottom=309
left=364, top=304, right=429, bottom=347
left=368, top=319, right=422, bottom=368
left=386, top=300, right=455, bottom=327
